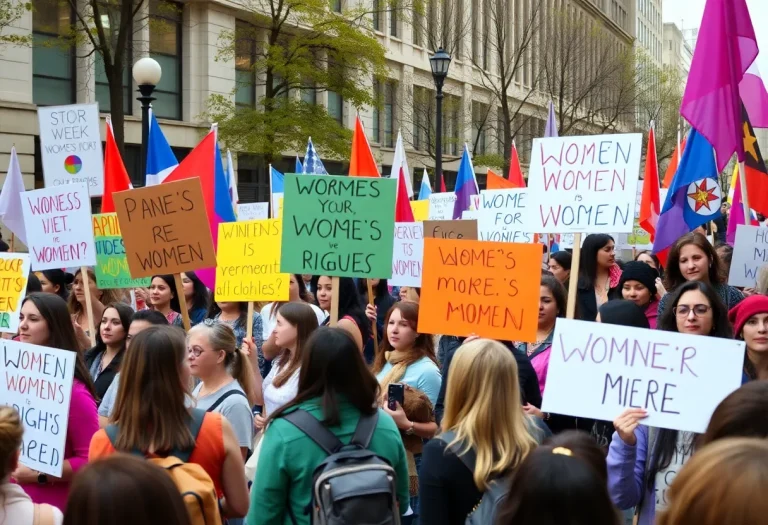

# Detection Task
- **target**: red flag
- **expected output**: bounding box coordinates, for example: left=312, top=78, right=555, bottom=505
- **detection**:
left=486, top=169, right=515, bottom=189
left=662, top=137, right=686, bottom=189
left=163, top=131, right=217, bottom=220
left=741, top=104, right=768, bottom=216
left=508, top=142, right=525, bottom=188
left=395, top=167, right=414, bottom=222
left=348, top=114, right=380, bottom=177
left=439, top=172, right=447, bottom=192
left=639, top=126, right=660, bottom=242
left=101, top=117, right=132, bottom=213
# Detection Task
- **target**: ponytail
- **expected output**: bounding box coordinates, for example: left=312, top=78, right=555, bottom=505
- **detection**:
left=0, top=406, right=23, bottom=478
left=230, top=345, right=258, bottom=406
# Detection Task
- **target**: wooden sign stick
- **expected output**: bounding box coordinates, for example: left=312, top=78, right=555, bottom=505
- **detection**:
left=330, top=276, right=340, bottom=327
left=80, top=266, right=96, bottom=346
left=174, top=273, right=192, bottom=332
left=246, top=301, right=254, bottom=340
left=367, top=279, right=378, bottom=342
left=9, top=233, right=14, bottom=252
left=565, top=234, right=582, bottom=320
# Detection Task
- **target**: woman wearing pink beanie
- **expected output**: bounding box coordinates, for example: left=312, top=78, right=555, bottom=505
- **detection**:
left=729, top=295, right=768, bottom=383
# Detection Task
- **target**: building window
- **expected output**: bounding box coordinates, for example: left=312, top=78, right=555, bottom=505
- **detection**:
left=301, top=82, right=316, bottom=106
left=235, top=21, right=256, bottom=108
left=237, top=155, right=270, bottom=202
left=383, top=81, right=395, bottom=147
left=328, top=91, right=343, bottom=124
left=373, top=0, right=381, bottom=31
left=390, top=2, right=398, bottom=37
left=149, top=0, right=182, bottom=120
left=372, top=81, right=381, bottom=143
left=331, top=0, right=341, bottom=13
left=472, top=101, right=487, bottom=155
left=95, top=3, right=132, bottom=114
left=32, top=0, right=75, bottom=106
left=412, top=85, right=433, bottom=152
left=412, top=4, right=423, bottom=46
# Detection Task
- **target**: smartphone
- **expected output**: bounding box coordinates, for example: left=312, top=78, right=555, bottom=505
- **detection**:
left=387, top=383, right=405, bottom=410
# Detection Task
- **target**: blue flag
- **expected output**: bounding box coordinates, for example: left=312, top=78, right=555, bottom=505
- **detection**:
left=295, top=156, right=303, bottom=174
left=271, top=166, right=285, bottom=194
left=145, top=109, right=178, bottom=186
left=301, top=138, right=328, bottom=175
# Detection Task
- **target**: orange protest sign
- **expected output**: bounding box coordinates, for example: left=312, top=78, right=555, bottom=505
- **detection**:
left=486, top=168, right=516, bottom=189
left=418, top=238, right=541, bottom=341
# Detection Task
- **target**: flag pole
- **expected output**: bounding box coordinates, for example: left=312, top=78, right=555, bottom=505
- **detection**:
left=738, top=160, right=751, bottom=225
left=566, top=234, right=582, bottom=319
left=268, top=163, right=274, bottom=219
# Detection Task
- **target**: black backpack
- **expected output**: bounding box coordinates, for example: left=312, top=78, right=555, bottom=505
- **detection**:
left=282, top=409, right=401, bottom=525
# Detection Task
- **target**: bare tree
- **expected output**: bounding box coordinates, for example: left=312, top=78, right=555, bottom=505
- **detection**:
left=411, top=0, right=472, bottom=55
left=636, top=59, right=684, bottom=164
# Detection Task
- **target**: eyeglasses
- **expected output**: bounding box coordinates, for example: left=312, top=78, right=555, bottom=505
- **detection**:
left=673, top=304, right=712, bottom=317
left=187, top=347, right=205, bottom=358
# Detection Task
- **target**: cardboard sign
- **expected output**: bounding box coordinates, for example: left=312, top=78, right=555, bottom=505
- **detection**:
left=478, top=189, right=534, bottom=244
left=92, top=213, right=151, bottom=289
left=280, top=174, right=397, bottom=278
left=113, top=178, right=217, bottom=278
left=2, top=340, right=76, bottom=476
left=37, top=103, right=104, bottom=196
left=526, top=134, right=642, bottom=233
left=237, top=202, right=268, bottom=221
left=418, top=238, right=541, bottom=341
left=423, top=220, right=478, bottom=240
left=21, top=184, right=96, bottom=270
left=542, top=318, right=745, bottom=433
left=391, top=222, right=424, bottom=287
left=428, top=192, right=457, bottom=220
left=216, top=219, right=290, bottom=301
left=0, top=254, right=29, bottom=333
left=729, top=224, right=768, bottom=287
left=411, top=200, right=429, bottom=221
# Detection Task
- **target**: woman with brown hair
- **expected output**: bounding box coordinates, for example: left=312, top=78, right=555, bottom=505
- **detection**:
left=68, top=268, right=123, bottom=347
left=698, top=381, right=768, bottom=448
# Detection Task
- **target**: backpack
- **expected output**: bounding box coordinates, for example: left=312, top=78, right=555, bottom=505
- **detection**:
left=282, top=408, right=400, bottom=525
left=106, top=409, right=223, bottom=525
left=438, top=431, right=509, bottom=525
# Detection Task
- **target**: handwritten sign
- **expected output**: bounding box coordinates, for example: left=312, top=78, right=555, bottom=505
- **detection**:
left=1, top=340, right=76, bottom=476
left=37, top=103, right=104, bottom=196
left=423, top=220, right=478, bottom=240
left=216, top=219, right=290, bottom=301
left=729, top=224, right=768, bottom=287
left=113, top=178, right=216, bottom=278
left=478, top=189, right=534, bottom=243
left=21, top=184, right=96, bottom=271
left=526, top=134, right=642, bottom=233
left=418, top=238, right=541, bottom=341
left=272, top=193, right=284, bottom=219
left=391, top=222, right=424, bottom=287
left=280, top=174, right=397, bottom=278
left=542, top=318, right=745, bottom=433
left=411, top=200, right=429, bottom=221
left=237, top=202, right=268, bottom=221
left=92, top=213, right=151, bottom=289
left=0, top=254, right=29, bottom=333
left=428, top=192, right=457, bottom=220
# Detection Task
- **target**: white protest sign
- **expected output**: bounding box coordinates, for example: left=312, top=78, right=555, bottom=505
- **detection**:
left=461, top=210, right=479, bottom=220
left=21, top=184, right=96, bottom=270
left=729, top=224, right=768, bottom=287
left=0, top=253, right=30, bottom=333
left=428, top=192, right=457, bottom=220
left=526, top=134, right=642, bottom=233
left=390, top=222, right=424, bottom=287
left=478, top=189, right=534, bottom=243
left=271, top=192, right=284, bottom=218
left=237, top=202, right=269, bottom=221
left=1, top=340, right=76, bottom=476
left=37, top=103, right=104, bottom=196
left=542, top=318, right=745, bottom=433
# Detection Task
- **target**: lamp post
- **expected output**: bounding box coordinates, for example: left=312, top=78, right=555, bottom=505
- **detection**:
left=429, top=48, right=451, bottom=187
left=132, top=57, right=162, bottom=182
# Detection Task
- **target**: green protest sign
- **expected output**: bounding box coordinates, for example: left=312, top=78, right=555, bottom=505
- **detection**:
left=280, top=174, right=397, bottom=278
left=92, top=213, right=151, bottom=289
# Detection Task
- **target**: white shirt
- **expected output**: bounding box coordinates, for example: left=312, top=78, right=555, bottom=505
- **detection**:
left=262, top=355, right=300, bottom=416
left=655, top=431, right=694, bottom=511
left=260, top=302, right=326, bottom=340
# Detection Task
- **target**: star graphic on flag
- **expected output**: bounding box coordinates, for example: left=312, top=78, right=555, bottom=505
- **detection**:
left=743, top=122, right=758, bottom=162
left=687, top=179, right=719, bottom=212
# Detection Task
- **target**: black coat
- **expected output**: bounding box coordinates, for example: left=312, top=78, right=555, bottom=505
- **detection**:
left=576, top=278, right=621, bottom=322
left=84, top=347, right=124, bottom=403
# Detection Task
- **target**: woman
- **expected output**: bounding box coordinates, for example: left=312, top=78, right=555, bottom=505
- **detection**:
left=246, top=327, right=410, bottom=525
left=313, top=275, right=370, bottom=352
left=35, top=269, right=73, bottom=300
left=69, top=268, right=122, bottom=346
left=358, top=278, right=397, bottom=329
left=84, top=302, right=134, bottom=401
left=210, top=301, right=266, bottom=377
left=607, top=281, right=733, bottom=525
left=715, top=242, right=734, bottom=279
left=63, top=455, right=190, bottom=525
left=658, top=232, right=744, bottom=317
left=188, top=320, right=258, bottom=459
left=149, top=275, right=183, bottom=327
left=26, top=273, right=42, bottom=295
left=13, top=293, right=99, bottom=511
left=0, top=406, right=63, bottom=524
left=88, top=326, right=249, bottom=519
left=657, top=438, right=768, bottom=525
left=419, top=339, right=537, bottom=525
left=635, top=250, right=663, bottom=274
left=699, top=381, right=768, bottom=447
left=576, top=234, right=622, bottom=321
left=548, top=251, right=572, bottom=285
left=181, top=271, right=209, bottom=326
left=619, top=261, right=661, bottom=328
left=728, top=295, right=768, bottom=382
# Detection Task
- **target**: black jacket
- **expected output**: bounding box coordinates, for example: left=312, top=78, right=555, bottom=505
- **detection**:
left=576, top=278, right=621, bottom=322
left=84, top=347, right=124, bottom=403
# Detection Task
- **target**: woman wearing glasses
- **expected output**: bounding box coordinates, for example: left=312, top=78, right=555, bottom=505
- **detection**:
left=605, top=281, right=734, bottom=525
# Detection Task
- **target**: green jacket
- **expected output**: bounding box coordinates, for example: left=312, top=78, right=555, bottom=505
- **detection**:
left=246, top=398, right=411, bottom=525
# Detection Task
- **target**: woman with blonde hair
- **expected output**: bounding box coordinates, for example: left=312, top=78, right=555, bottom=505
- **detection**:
left=419, top=339, right=538, bottom=525
left=658, top=438, right=768, bottom=525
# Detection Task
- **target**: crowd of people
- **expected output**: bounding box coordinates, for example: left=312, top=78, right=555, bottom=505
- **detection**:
left=1, top=229, right=767, bottom=525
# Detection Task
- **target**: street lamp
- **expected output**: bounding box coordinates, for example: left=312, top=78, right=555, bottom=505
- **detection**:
left=132, top=57, right=162, bottom=182
left=429, top=48, right=451, bottom=186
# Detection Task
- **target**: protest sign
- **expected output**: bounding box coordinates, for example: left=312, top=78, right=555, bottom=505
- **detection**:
left=423, top=219, right=478, bottom=240
left=729, top=224, right=768, bottom=287
left=92, top=213, right=151, bottom=289
left=21, top=184, right=96, bottom=270
left=280, top=174, right=397, bottom=278
left=1, top=340, right=76, bottom=476
left=216, top=219, right=290, bottom=301
left=542, top=318, right=745, bottom=433
left=461, top=210, right=479, bottom=220
left=410, top=200, right=429, bottom=221
left=478, top=189, right=534, bottom=243
left=113, top=178, right=216, bottom=278
left=237, top=202, right=269, bottom=221
left=428, top=192, right=457, bottom=220
left=418, top=239, right=541, bottom=341
left=37, top=103, right=104, bottom=196
left=526, top=134, right=642, bottom=233
left=391, top=222, right=424, bottom=287
left=271, top=193, right=284, bottom=219
left=0, top=253, right=29, bottom=332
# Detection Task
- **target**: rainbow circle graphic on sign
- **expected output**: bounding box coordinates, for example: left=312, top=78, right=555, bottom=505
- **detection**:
left=64, top=155, right=82, bottom=174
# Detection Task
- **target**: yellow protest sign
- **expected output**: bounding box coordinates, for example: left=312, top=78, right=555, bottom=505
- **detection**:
left=0, top=253, right=29, bottom=333
left=216, top=219, right=290, bottom=301
left=411, top=200, right=429, bottom=221
left=276, top=197, right=284, bottom=219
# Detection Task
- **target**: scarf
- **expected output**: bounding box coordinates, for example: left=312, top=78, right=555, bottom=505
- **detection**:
left=377, top=350, right=411, bottom=394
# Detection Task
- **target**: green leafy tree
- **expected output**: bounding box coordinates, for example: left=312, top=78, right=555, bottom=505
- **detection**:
left=0, top=0, right=32, bottom=45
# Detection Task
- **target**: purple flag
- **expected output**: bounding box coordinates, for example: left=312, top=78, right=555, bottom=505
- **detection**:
left=545, top=100, right=558, bottom=138
left=451, top=144, right=478, bottom=219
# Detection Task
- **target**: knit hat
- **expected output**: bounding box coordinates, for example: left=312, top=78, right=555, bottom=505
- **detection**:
left=619, top=261, right=659, bottom=294
left=728, top=295, right=768, bottom=337
left=598, top=300, right=651, bottom=329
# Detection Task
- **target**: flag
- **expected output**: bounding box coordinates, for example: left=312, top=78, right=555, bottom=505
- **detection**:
left=740, top=62, right=768, bottom=128
left=439, top=172, right=446, bottom=192
left=0, top=146, right=26, bottom=245
left=349, top=114, right=380, bottom=177
left=545, top=100, right=558, bottom=138
left=101, top=116, right=132, bottom=213
left=739, top=104, right=768, bottom=216
left=653, top=129, right=723, bottom=254
left=145, top=108, right=178, bottom=186
left=395, top=167, right=415, bottom=222
left=226, top=149, right=239, bottom=215
left=418, top=168, right=432, bottom=200
left=452, top=145, right=479, bottom=220
left=662, top=136, right=687, bottom=189
left=727, top=166, right=758, bottom=244
left=295, top=156, right=303, bottom=174
left=486, top=168, right=515, bottom=189
left=639, top=125, right=660, bottom=242
left=301, top=137, right=328, bottom=175
left=508, top=141, right=525, bottom=187
left=680, top=0, right=757, bottom=171
left=271, top=166, right=285, bottom=194
left=389, top=131, right=413, bottom=197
